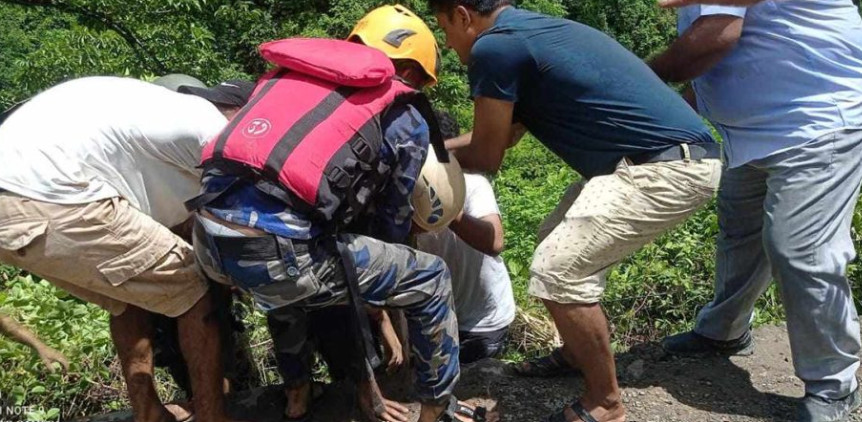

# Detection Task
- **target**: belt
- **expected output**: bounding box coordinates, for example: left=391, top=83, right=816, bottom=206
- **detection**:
left=194, top=212, right=309, bottom=259
left=210, top=234, right=309, bottom=261
left=629, top=143, right=721, bottom=166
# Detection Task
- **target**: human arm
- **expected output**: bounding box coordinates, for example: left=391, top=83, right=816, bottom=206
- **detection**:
left=449, top=212, right=504, bottom=257
left=444, top=123, right=527, bottom=151
left=682, top=85, right=698, bottom=110
left=367, top=308, right=403, bottom=372
left=448, top=175, right=504, bottom=256
left=366, top=105, right=429, bottom=243
left=649, top=12, right=745, bottom=83
left=0, top=312, right=69, bottom=373
left=453, top=97, right=517, bottom=174
left=456, top=33, right=532, bottom=173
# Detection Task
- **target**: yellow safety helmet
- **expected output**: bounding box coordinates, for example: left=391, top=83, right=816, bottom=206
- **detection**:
left=348, top=4, right=441, bottom=87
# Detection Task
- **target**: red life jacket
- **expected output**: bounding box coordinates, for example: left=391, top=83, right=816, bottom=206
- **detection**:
left=199, top=38, right=444, bottom=224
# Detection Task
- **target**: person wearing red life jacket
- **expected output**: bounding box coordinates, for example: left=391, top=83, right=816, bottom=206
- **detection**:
left=188, top=5, right=492, bottom=422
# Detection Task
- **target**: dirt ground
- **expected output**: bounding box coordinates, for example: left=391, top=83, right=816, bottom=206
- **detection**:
left=77, top=324, right=862, bottom=422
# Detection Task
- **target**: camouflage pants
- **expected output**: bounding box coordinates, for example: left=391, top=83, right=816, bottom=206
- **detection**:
left=194, top=220, right=460, bottom=404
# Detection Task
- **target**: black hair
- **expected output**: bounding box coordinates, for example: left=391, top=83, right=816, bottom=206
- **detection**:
left=434, top=109, right=461, bottom=140
left=427, top=0, right=513, bottom=16
left=393, top=59, right=432, bottom=87
left=214, top=103, right=238, bottom=114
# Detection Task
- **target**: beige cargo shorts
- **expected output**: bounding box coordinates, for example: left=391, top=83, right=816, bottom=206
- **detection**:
left=529, top=157, right=722, bottom=304
left=0, top=193, right=208, bottom=317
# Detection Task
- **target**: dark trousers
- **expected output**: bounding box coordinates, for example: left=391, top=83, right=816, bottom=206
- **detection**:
left=458, top=326, right=509, bottom=365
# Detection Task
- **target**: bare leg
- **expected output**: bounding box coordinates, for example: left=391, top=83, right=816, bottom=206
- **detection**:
left=284, top=382, right=310, bottom=419
left=176, top=292, right=231, bottom=422
left=543, top=300, right=625, bottom=422
left=110, top=306, right=174, bottom=422
left=369, top=309, right=404, bottom=372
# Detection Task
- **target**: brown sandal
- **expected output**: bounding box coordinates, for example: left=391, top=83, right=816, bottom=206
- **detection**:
left=511, top=347, right=579, bottom=378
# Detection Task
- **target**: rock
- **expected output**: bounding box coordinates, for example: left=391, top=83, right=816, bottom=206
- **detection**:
left=627, top=359, right=646, bottom=380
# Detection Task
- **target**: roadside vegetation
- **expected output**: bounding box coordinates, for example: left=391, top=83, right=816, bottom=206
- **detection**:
left=2, top=0, right=860, bottom=418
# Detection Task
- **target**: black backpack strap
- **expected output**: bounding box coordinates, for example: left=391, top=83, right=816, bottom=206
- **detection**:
left=183, top=173, right=240, bottom=212
left=335, top=239, right=382, bottom=373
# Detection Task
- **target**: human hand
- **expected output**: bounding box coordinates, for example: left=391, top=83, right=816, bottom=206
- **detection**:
left=37, top=346, right=69, bottom=373
left=379, top=313, right=405, bottom=372
left=385, top=340, right=405, bottom=372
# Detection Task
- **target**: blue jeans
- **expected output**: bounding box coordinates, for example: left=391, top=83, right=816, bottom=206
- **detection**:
left=696, top=129, right=862, bottom=400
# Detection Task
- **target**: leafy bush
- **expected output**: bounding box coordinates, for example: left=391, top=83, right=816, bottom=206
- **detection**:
left=0, top=272, right=121, bottom=418
left=1, top=0, right=861, bottom=418
left=565, top=0, right=677, bottom=59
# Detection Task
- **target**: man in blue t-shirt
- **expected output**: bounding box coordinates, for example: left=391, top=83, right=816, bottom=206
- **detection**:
left=429, top=1, right=721, bottom=421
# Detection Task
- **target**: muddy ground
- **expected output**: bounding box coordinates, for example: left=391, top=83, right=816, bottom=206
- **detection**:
left=78, top=324, right=862, bottom=422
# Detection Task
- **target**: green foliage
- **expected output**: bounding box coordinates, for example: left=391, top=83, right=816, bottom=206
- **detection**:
left=0, top=0, right=476, bottom=111
left=2, top=0, right=861, bottom=418
left=519, top=0, right=567, bottom=17
left=565, top=0, right=677, bottom=59
left=0, top=272, right=120, bottom=418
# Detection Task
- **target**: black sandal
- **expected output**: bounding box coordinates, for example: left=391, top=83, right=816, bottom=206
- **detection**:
left=546, top=399, right=598, bottom=422
left=511, top=347, right=578, bottom=378
left=435, top=396, right=488, bottom=422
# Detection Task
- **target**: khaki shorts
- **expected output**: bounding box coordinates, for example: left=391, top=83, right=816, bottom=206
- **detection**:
left=529, top=158, right=722, bottom=304
left=0, top=193, right=207, bottom=317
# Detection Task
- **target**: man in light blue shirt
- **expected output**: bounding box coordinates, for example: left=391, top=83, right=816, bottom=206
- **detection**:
left=651, top=1, right=862, bottom=421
